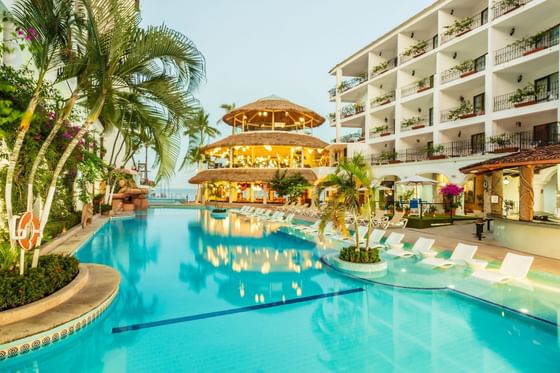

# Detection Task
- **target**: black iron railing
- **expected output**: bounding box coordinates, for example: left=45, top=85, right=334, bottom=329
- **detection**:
left=369, top=130, right=560, bottom=165
left=494, top=81, right=559, bottom=111
left=494, top=25, right=560, bottom=65
left=441, top=56, right=486, bottom=84
left=440, top=105, right=485, bottom=123
left=493, top=0, right=533, bottom=20
left=369, top=121, right=395, bottom=139
left=370, top=90, right=396, bottom=108
left=370, top=57, right=398, bottom=79
left=401, top=75, right=434, bottom=98
left=400, top=38, right=436, bottom=64
left=441, top=12, right=488, bottom=44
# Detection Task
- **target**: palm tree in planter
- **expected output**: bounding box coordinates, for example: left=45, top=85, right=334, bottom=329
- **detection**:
left=316, top=154, right=381, bottom=265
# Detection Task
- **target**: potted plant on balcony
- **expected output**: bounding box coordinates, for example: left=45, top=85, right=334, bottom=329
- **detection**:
left=452, top=60, right=476, bottom=78
left=489, top=134, right=518, bottom=153
left=341, top=105, right=355, bottom=118
left=370, top=60, right=390, bottom=77
left=372, top=125, right=391, bottom=137
left=448, top=100, right=475, bottom=121
left=353, top=102, right=365, bottom=114
left=402, top=116, right=425, bottom=130
left=508, top=83, right=540, bottom=108
left=371, top=93, right=393, bottom=106
left=328, top=112, right=336, bottom=122
left=337, top=80, right=349, bottom=93
left=493, top=0, right=522, bottom=15
left=416, top=77, right=432, bottom=93
left=520, top=30, right=549, bottom=56
left=443, top=16, right=474, bottom=38
left=422, top=144, right=446, bottom=160
left=380, top=150, right=400, bottom=164
left=402, top=39, right=428, bottom=58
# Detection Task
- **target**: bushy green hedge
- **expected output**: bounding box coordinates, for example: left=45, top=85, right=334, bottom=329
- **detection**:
left=339, top=246, right=380, bottom=264
left=0, top=255, right=80, bottom=311
left=42, top=212, right=82, bottom=242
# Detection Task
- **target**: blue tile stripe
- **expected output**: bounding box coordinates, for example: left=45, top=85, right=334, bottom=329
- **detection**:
left=112, top=287, right=364, bottom=334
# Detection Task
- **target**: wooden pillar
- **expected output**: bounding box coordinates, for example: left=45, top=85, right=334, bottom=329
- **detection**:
left=263, top=184, right=268, bottom=205
left=229, top=147, right=233, bottom=168
left=519, top=165, right=534, bottom=222
left=491, top=170, right=503, bottom=216
left=228, top=182, right=233, bottom=203
left=249, top=183, right=254, bottom=202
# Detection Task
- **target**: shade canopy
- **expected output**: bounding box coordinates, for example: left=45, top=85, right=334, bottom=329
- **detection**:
left=189, top=168, right=318, bottom=184
left=396, top=175, right=438, bottom=185
left=460, top=144, right=560, bottom=174
left=222, top=95, right=325, bottom=130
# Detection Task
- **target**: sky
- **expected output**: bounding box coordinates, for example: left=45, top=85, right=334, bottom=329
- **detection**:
left=140, top=0, right=434, bottom=189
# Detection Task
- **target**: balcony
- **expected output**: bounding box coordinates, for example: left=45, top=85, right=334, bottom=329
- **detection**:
left=440, top=102, right=485, bottom=123
left=441, top=11, right=488, bottom=44
left=441, top=57, right=486, bottom=84
left=341, top=103, right=365, bottom=119
left=370, top=91, right=396, bottom=109
left=369, top=130, right=559, bottom=165
left=399, top=39, right=436, bottom=64
left=369, top=122, right=395, bottom=139
left=493, top=0, right=534, bottom=20
left=401, top=115, right=431, bottom=132
left=494, top=80, right=559, bottom=112
left=494, top=25, right=560, bottom=65
left=401, top=75, right=434, bottom=98
left=328, top=112, right=336, bottom=125
left=369, top=57, right=398, bottom=79
left=338, top=131, right=365, bottom=144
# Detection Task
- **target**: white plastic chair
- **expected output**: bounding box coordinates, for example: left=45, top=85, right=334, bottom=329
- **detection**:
left=421, top=243, right=478, bottom=269
left=471, top=253, right=534, bottom=283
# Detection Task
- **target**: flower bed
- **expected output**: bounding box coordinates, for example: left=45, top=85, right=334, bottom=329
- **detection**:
left=0, top=255, right=79, bottom=311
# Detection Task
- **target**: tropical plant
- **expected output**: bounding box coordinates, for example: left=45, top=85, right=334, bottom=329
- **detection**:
left=270, top=170, right=309, bottom=204
left=4, top=0, right=77, bottom=249
left=216, top=102, right=236, bottom=126
left=440, top=183, right=464, bottom=213
left=422, top=144, right=444, bottom=157
left=509, top=83, right=540, bottom=104
left=371, top=93, right=393, bottom=105
left=451, top=60, right=475, bottom=74
left=379, top=150, right=398, bottom=161
left=489, top=134, right=511, bottom=147
left=401, top=116, right=423, bottom=128
left=370, top=60, right=389, bottom=76
left=448, top=100, right=474, bottom=121
left=372, top=125, right=389, bottom=134
left=36, top=0, right=205, bottom=258
left=353, top=102, right=365, bottom=112
left=492, top=0, right=521, bottom=10
left=316, top=154, right=378, bottom=258
left=402, top=39, right=428, bottom=57
left=443, top=16, right=474, bottom=37
left=337, top=80, right=349, bottom=93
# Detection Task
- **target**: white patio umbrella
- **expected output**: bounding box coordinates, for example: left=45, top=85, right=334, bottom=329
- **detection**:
left=396, top=175, right=437, bottom=199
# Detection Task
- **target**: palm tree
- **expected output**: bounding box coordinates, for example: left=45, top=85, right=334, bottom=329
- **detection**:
left=316, top=154, right=374, bottom=249
left=37, top=0, right=204, bottom=252
left=4, top=0, right=76, bottom=246
left=216, top=102, right=235, bottom=129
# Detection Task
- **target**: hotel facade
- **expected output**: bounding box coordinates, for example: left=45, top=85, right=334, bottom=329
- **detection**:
left=329, top=0, right=560, bottom=217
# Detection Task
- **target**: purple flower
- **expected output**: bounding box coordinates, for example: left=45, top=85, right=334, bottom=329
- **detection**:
left=47, top=111, right=56, bottom=120
left=63, top=131, right=73, bottom=139
left=439, top=184, right=464, bottom=197
left=16, top=29, right=24, bottom=37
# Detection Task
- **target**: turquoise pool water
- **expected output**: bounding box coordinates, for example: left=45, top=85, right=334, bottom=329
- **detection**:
left=2, top=208, right=560, bottom=372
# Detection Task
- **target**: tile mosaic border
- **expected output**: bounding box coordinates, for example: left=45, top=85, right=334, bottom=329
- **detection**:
left=0, top=288, right=118, bottom=361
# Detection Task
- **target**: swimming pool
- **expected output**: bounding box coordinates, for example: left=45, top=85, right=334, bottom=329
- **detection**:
left=2, top=208, right=559, bottom=372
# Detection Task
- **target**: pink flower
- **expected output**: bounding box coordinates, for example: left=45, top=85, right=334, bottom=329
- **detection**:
left=48, top=111, right=56, bottom=120
left=16, top=29, right=24, bottom=37
left=439, top=183, right=464, bottom=197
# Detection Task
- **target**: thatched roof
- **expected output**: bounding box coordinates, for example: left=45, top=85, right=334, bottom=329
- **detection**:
left=461, top=144, right=560, bottom=174
left=222, top=95, right=325, bottom=129
left=189, top=168, right=318, bottom=184
left=203, top=131, right=328, bottom=152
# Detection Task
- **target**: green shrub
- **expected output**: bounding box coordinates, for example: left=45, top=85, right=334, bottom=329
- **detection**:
left=0, top=255, right=80, bottom=311
left=42, top=212, right=82, bottom=242
left=100, top=204, right=112, bottom=214
left=339, top=246, right=380, bottom=264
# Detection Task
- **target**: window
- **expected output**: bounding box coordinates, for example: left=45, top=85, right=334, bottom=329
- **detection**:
left=533, top=122, right=559, bottom=146
left=534, top=72, right=559, bottom=102
left=471, top=132, right=485, bottom=154
left=432, top=34, right=439, bottom=49
left=481, top=8, right=488, bottom=25
left=474, top=54, right=486, bottom=72
left=473, top=93, right=485, bottom=114
left=428, top=107, right=434, bottom=126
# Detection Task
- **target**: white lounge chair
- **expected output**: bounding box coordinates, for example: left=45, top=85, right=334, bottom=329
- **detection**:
left=420, top=243, right=478, bottom=269
left=266, top=211, right=284, bottom=221
left=382, top=232, right=404, bottom=249
left=386, top=237, right=435, bottom=258
left=238, top=206, right=254, bottom=215
left=383, top=211, right=408, bottom=229
left=372, top=210, right=389, bottom=227
left=295, top=220, right=319, bottom=233
left=360, top=229, right=386, bottom=249
left=471, top=253, right=534, bottom=284
left=333, top=225, right=368, bottom=245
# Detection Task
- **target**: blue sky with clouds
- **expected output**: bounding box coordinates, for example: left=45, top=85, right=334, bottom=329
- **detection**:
left=140, top=0, right=434, bottom=188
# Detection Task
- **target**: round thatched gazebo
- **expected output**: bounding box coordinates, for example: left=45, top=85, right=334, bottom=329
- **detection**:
left=189, top=95, right=327, bottom=204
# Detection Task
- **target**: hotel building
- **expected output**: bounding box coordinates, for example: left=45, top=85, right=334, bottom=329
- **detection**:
left=328, top=0, right=560, bottom=216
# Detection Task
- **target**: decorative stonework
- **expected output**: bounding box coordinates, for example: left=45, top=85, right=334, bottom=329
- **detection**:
left=0, top=289, right=117, bottom=361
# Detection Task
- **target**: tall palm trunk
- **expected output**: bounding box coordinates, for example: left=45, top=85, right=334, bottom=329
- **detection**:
left=5, top=72, right=46, bottom=248
left=32, top=95, right=106, bottom=267
left=26, top=89, right=79, bottom=211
